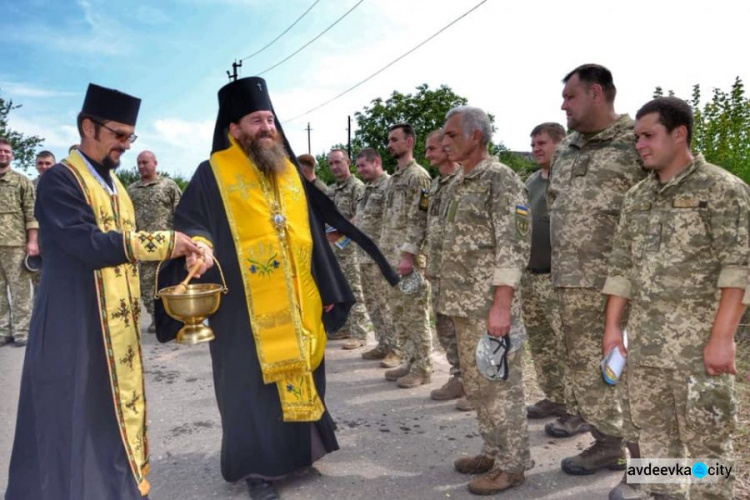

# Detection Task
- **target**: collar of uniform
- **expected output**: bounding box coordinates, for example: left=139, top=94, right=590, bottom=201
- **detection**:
left=570, top=114, right=634, bottom=149
left=334, top=175, right=355, bottom=190
left=648, top=153, right=705, bottom=195
left=393, top=158, right=417, bottom=176
left=135, top=176, right=162, bottom=188
left=460, top=156, right=493, bottom=181
left=368, top=171, right=389, bottom=188
left=438, top=167, right=460, bottom=185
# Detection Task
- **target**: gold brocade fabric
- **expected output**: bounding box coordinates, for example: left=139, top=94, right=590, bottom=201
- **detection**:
left=62, top=153, right=175, bottom=496
left=210, top=137, right=326, bottom=422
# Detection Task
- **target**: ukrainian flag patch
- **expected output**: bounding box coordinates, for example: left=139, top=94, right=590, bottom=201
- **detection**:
left=515, top=204, right=529, bottom=216
left=514, top=204, right=530, bottom=238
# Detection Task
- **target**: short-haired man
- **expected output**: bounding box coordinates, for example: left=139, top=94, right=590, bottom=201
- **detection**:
left=423, top=129, right=466, bottom=408
left=547, top=64, right=644, bottom=480
left=0, top=138, right=38, bottom=347
left=297, top=153, right=329, bottom=194
left=604, top=97, right=748, bottom=500
left=127, top=150, right=182, bottom=333
left=523, top=123, right=568, bottom=420
left=354, top=148, right=392, bottom=360
left=438, top=106, right=532, bottom=495
left=381, top=123, right=433, bottom=387
left=327, top=148, right=370, bottom=349
left=29, top=150, right=56, bottom=292
left=6, top=84, right=200, bottom=498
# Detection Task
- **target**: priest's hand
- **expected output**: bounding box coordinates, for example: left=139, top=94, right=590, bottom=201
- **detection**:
left=188, top=241, right=214, bottom=278
left=172, top=232, right=202, bottom=260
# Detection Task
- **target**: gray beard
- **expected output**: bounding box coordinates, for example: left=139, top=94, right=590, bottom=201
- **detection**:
left=244, top=140, right=287, bottom=174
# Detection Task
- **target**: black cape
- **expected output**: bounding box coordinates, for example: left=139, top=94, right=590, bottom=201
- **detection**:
left=5, top=165, right=147, bottom=500
left=155, top=161, right=397, bottom=481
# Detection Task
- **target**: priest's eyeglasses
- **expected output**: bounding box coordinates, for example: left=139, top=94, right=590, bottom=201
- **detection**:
left=91, top=119, right=138, bottom=144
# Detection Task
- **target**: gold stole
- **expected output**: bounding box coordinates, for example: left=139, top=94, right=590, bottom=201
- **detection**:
left=62, top=153, right=175, bottom=497
left=210, top=137, right=326, bottom=422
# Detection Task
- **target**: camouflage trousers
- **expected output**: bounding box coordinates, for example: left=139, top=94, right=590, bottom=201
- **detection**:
left=139, top=261, right=158, bottom=317
left=332, top=243, right=370, bottom=340
left=0, top=246, right=33, bottom=341
left=385, top=271, right=432, bottom=375
left=430, top=278, right=460, bottom=377
left=453, top=316, right=532, bottom=472
left=630, top=366, right=735, bottom=500
left=521, top=272, right=564, bottom=404
left=359, top=263, right=390, bottom=349
left=558, top=288, right=636, bottom=440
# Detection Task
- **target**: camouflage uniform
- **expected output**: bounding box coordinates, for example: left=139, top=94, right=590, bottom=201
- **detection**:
left=425, top=170, right=460, bottom=377
left=127, top=176, right=181, bottom=320
left=0, top=169, right=37, bottom=343
left=603, top=155, right=749, bottom=500
left=521, top=169, right=564, bottom=404
left=311, top=177, right=329, bottom=196
left=380, top=159, right=432, bottom=375
left=329, top=174, right=369, bottom=340
left=30, top=176, right=44, bottom=291
left=437, top=158, right=532, bottom=473
left=354, top=172, right=391, bottom=349
left=548, top=114, right=645, bottom=440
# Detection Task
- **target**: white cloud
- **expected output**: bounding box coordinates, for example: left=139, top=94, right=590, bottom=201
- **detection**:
left=0, top=81, right=77, bottom=99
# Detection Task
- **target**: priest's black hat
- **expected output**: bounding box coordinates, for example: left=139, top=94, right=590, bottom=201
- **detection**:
left=212, top=77, right=278, bottom=153
left=81, top=83, right=141, bottom=126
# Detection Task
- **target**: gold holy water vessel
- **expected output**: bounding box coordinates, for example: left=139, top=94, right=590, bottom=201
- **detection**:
left=154, top=256, right=228, bottom=345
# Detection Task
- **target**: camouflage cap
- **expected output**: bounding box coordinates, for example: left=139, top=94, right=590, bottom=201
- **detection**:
left=24, top=254, right=42, bottom=273
left=476, top=333, right=509, bottom=381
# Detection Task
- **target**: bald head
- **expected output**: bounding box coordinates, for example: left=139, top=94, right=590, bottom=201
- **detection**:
left=137, top=150, right=158, bottom=182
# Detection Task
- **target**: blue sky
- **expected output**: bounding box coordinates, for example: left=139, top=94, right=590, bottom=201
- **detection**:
left=2, top=0, right=749, bottom=178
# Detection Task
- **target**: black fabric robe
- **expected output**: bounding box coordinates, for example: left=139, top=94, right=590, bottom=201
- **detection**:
left=5, top=165, right=146, bottom=500
left=155, top=161, right=397, bottom=482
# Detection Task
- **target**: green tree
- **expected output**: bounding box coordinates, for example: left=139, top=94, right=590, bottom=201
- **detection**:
left=114, top=166, right=189, bottom=191
left=352, top=84, right=468, bottom=176
left=490, top=142, right=536, bottom=180
left=654, top=77, right=750, bottom=182
left=0, top=90, right=44, bottom=173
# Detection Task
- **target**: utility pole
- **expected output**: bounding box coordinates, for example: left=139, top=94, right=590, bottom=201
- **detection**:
left=226, top=60, right=242, bottom=81
left=347, top=115, right=352, bottom=160
left=306, top=122, right=312, bottom=154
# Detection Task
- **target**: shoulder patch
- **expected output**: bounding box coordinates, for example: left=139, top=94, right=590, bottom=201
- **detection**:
left=419, top=189, right=429, bottom=212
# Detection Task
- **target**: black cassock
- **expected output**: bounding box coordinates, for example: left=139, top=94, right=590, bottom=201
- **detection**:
left=6, top=165, right=146, bottom=500
left=155, top=161, right=397, bottom=481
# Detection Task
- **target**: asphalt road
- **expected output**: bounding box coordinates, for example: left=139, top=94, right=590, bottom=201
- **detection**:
left=0, top=314, right=622, bottom=499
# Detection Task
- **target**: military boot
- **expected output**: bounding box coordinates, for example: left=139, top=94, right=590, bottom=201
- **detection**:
left=454, top=455, right=495, bottom=475
left=526, top=398, right=567, bottom=419
left=328, top=329, right=350, bottom=341
left=609, top=442, right=642, bottom=500
left=361, top=345, right=387, bottom=360
left=430, top=376, right=464, bottom=400
left=384, top=362, right=410, bottom=381
left=455, top=397, right=475, bottom=411
left=397, top=370, right=431, bottom=388
left=342, top=338, right=366, bottom=350
left=468, top=469, right=525, bottom=495
left=544, top=414, right=591, bottom=438
left=561, top=429, right=626, bottom=475
left=380, top=352, right=401, bottom=368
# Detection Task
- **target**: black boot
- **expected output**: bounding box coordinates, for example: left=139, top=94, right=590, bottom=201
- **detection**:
left=246, top=478, right=280, bottom=500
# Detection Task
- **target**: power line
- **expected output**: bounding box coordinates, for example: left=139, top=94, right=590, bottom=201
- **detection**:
left=284, top=0, right=487, bottom=122
left=256, top=0, right=365, bottom=76
left=240, top=0, right=321, bottom=62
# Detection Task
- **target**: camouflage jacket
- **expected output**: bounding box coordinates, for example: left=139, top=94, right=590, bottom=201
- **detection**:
left=380, top=159, right=431, bottom=265
left=548, top=114, right=646, bottom=289
left=329, top=175, right=364, bottom=220
left=437, top=157, right=530, bottom=319
left=425, top=168, right=460, bottom=279
left=126, top=176, right=182, bottom=232
left=0, top=169, right=38, bottom=246
left=603, top=155, right=750, bottom=370
left=354, top=172, right=390, bottom=265
left=312, top=177, right=329, bottom=196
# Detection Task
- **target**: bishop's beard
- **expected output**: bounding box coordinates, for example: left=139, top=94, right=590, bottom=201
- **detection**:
left=240, top=131, right=288, bottom=174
